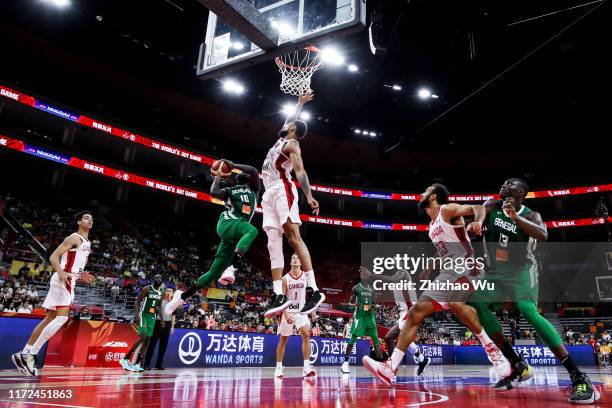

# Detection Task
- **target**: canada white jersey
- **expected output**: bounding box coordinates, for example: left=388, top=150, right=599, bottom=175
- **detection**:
left=428, top=205, right=474, bottom=262
left=262, top=138, right=295, bottom=190
left=284, top=271, right=307, bottom=311
left=60, top=233, right=90, bottom=277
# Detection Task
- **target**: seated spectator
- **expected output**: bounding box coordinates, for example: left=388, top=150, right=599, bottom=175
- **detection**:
left=198, top=305, right=207, bottom=316
left=32, top=302, right=45, bottom=315
left=4, top=302, right=16, bottom=312
left=18, top=264, right=30, bottom=279
left=79, top=307, right=92, bottom=320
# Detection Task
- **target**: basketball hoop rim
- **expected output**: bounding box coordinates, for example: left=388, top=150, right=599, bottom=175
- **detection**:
left=275, top=46, right=322, bottom=72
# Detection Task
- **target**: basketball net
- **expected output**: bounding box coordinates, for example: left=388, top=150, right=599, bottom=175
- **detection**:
left=275, top=46, right=323, bottom=96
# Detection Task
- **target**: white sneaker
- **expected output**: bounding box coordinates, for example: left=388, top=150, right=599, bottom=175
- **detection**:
left=11, top=353, right=27, bottom=376
left=303, top=365, right=316, bottom=378
left=165, top=290, right=185, bottom=315
left=341, top=360, right=350, bottom=374
left=485, top=343, right=512, bottom=378
left=362, top=356, right=395, bottom=386
left=218, top=266, right=236, bottom=285
left=23, top=354, right=38, bottom=377
left=274, top=366, right=284, bottom=378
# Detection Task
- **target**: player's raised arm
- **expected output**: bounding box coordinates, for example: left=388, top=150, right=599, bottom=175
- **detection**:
left=210, top=175, right=228, bottom=200
left=503, top=198, right=548, bottom=241
left=283, top=91, right=314, bottom=126
left=227, top=161, right=261, bottom=194
left=284, top=142, right=319, bottom=215
left=441, top=203, right=486, bottom=235
left=49, top=234, right=80, bottom=286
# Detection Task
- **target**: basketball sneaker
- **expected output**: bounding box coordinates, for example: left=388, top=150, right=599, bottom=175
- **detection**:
left=298, top=291, right=326, bottom=315
left=303, top=364, right=316, bottom=378
left=341, top=360, right=350, bottom=374
left=165, top=290, right=185, bottom=315
left=130, top=363, right=144, bottom=372
left=119, top=358, right=131, bottom=371
left=11, top=353, right=27, bottom=376
left=264, top=294, right=293, bottom=318
left=362, top=356, right=396, bottom=386
left=567, top=371, right=600, bottom=404
left=274, top=366, right=284, bottom=378
left=21, top=353, right=38, bottom=377
left=484, top=343, right=512, bottom=377
left=218, top=266, right=236, bottom=285
left=416, top=356, right=431, bottom=376
left=494, top=359, right=533, bottom=391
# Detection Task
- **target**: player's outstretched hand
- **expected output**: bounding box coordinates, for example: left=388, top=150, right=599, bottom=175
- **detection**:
left=299, top=91, right=314, bottom=105
left=309, top=198, right=319, bottom=215
left=466, top=221, right=483, bottom=236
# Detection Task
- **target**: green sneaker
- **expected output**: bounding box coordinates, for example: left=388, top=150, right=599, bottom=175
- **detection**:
left=566, top=372, right=600, bottom=404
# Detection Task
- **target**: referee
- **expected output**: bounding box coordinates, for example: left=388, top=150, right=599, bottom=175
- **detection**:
left=144, top=288, right=175, bottom=370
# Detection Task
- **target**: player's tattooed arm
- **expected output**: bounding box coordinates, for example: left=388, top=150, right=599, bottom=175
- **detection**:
left=49, top=234, right=80, bottom=287
left=210, top=175, right=227, bottom=200
left=286, top=142, right=320, bottom=215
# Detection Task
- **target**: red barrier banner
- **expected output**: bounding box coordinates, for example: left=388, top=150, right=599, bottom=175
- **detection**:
left=45, top=319, right=138, bottom=368
left=2, top=133, right=612, bottom=231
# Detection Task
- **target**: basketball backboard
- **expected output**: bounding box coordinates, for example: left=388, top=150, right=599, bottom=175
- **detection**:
left=197, top=0, right=366, bottom=80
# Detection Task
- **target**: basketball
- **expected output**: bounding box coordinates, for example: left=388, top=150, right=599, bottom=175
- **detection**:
left=211, top=160, right=232, bottom=177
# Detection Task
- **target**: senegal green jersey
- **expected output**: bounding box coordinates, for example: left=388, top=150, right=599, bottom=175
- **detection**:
left=140, top=285, right=163, bottom=315
left=352, top=283, right=375, bottom=318
left=485, top=204, right=538, bottom=271
left=221, top=186, right=257, bottom=222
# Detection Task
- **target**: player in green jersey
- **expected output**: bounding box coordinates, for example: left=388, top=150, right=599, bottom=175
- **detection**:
left=121, top=274, right=164, bottom=372
left=469, top=178, right=599, bottom=404
left=165, top=161, right=260, bottom=315
left=341, top=268, right=384, bottom=373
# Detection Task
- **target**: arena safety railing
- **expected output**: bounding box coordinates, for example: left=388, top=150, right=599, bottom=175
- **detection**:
left=1, top=84, right=611, bottom=202
left=2, top=134, right=610, bottom=231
